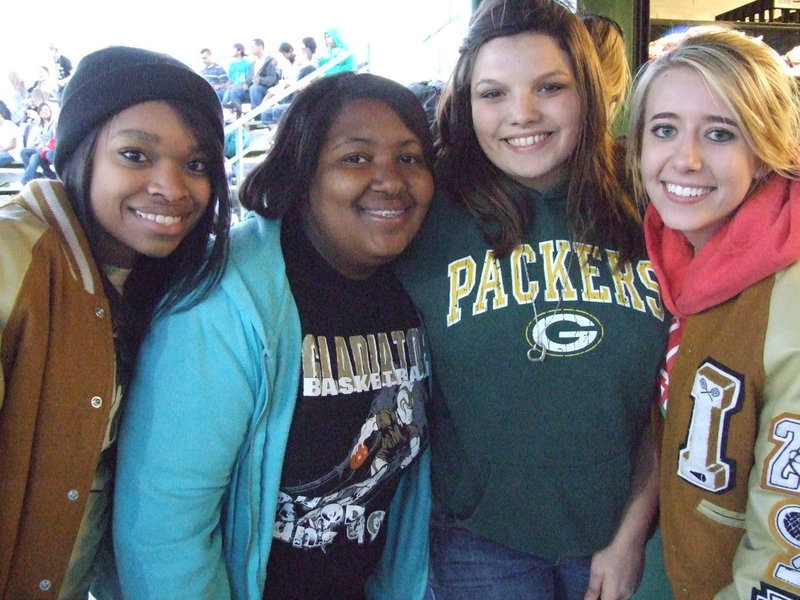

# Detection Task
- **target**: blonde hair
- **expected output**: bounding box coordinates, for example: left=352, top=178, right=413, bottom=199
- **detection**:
left=582, top=13, right=631, bottom=125
left=627, top=25, right=800, bottom=205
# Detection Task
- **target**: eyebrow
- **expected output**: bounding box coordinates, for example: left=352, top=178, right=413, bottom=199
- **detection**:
left=649, top=112, right=739, bottom=127
left=330, top=135, right=422, bottom=150
left=111, top=128, right=162, bottom=144
left=473, top=69, right=572, bottom=87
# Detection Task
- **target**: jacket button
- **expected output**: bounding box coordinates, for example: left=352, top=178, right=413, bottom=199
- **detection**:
left=39, top=579, right=52, bottom=591
left=95, top=307, right=105, bottom=318
left=67, top=489, right=79, bottom=501
left=90, top=396, right=103, bottom=408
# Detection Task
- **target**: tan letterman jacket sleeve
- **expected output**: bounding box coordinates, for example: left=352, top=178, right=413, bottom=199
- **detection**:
left=718, top=260, right=800, bottom=600
left=0, top=180, right=115, bottom=598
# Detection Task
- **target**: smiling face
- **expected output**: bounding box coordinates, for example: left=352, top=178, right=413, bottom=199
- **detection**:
left=640, top=67, right=762, bottom=250
left=89, top=101, right=212, bottom=268
left=302, top=98, right=433, bottom=280
left=470, top=32, right=582, bottom=192
left=38, top=103, right=52, bottom=121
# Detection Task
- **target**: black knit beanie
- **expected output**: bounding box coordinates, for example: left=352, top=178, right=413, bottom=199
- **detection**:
left=54, top=45, right=223, bottom=175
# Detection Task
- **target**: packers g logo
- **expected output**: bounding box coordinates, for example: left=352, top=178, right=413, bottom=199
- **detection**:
left=525, top=309, right=604, bottom=357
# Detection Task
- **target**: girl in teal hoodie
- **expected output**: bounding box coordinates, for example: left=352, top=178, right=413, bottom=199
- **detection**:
left=114, top=72, right=435, bottom=600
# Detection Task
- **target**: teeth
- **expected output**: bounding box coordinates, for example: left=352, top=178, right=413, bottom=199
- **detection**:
left=666, top=183, right=711, bottom=198
left=362, top=209, right=407, bottom=218
left=136, top=210, right=183, bottom=226
left=507, top=134, right=549, bottom=147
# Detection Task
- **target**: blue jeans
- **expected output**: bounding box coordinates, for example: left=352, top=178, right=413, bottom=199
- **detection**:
left=249, top=83, right=267, bottom=107
left=260, top=102, right=290, bottom=125
left=429, top=508, right=592, bottom=600
left=223, top=84, right=247, bottom=107
left=20, top=148, right=56, bottom=184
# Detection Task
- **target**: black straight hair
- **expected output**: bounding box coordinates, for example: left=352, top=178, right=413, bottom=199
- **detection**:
left=240, top=72, right=435, bottom=219
left=60, top=99, right=231, bottom=376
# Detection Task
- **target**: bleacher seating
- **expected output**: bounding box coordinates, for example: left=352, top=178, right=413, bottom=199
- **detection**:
left=0, top=161, right=24, bottom=196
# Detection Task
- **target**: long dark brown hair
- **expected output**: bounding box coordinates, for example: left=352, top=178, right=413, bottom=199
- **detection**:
left=436, top=0, right=642, bottom=262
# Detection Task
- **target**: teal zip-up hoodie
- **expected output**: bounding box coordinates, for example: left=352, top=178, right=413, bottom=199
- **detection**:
left=114, top=214, right=431, bottom=599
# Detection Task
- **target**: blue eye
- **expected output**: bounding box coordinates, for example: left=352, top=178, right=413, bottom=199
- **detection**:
left=539, top=83, right=565, bottom=94
left=707, top=128, right=734, bottom=143
left=650, top=124, right=675, bottom=139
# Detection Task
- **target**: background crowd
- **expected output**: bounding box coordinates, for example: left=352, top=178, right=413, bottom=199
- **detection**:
left=1, top=30, right=358, bottom=184
left=2, top=1, right=800, bottom=599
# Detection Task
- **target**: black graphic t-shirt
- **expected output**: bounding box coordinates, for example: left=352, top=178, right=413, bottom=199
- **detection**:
left=264, top=214, right=429, bottom=600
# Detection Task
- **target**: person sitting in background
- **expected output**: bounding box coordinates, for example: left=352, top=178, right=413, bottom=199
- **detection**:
left=17, top=89, right=51, bottom=149
left=260, top=46, right=317, bottom=126
left=407, top=79, right=443, bottom=131
left=301, top=36, right=318, bottom=65
left=49, top=43, right=73, bottom=103
left=27, top=65, right=57, bottom=101
left=581, top=12, right=634, bottom=209
left=20, top=101, right=57, bottom=184
left=277, top=42, right=297, bottom=80
left=200, top=48, right=229, bottom=103
left=246, top=38, right=281, bottom=109
left=24, top=89, right=51, bottom=118
left=318, top=27, right=355, bottom=74
left=0, top=101, right=22, bottom=167
left=581, top=12, right=631, bottom=129
left=7, top=71, right=29, bottom=124
left=223, top=43, right=250, bottom=106
left=222, top=101, right=250, bottom=159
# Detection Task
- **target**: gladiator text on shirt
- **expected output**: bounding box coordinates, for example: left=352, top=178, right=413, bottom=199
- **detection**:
left=302, top=326, right=429, bottom=397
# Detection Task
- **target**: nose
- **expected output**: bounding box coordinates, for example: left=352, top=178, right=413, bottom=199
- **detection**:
left=370, top=159, right=407, bottom=196
left=147, top=161, right=190, bottom=202
left=510, top=91, right=541, bottom=126
left=673, top=135, right=703, bottom=172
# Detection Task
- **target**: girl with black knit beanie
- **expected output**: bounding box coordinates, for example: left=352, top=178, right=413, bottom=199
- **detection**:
left=0, top=45, right=231, bottom=599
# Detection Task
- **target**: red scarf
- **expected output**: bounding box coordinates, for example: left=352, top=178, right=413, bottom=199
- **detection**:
left=646, top=174, right=800, bottom=319
left=646, top=174, right=800, bottom=413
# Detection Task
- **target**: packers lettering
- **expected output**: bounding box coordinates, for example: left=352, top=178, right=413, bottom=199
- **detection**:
left=446, top=241, right=664, bottom=328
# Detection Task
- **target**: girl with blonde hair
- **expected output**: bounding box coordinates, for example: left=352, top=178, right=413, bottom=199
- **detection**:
left=628, top=26, right=800, bottom=599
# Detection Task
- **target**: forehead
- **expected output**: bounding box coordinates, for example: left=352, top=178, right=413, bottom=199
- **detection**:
left=100, top=101, right=191, bottom=137
left=473, top=32, right=572, bottom=79
left=646, top=66, right=729, bottom=115
left=323, top=99, right=415, bottom=144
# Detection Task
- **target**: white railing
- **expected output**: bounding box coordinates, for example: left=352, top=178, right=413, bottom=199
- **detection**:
left=224, top=49, right=357, bottom=191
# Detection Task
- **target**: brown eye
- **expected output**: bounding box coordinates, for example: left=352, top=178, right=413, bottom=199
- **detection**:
left=120, top=149, right=147, bottom=163
left=187, top=159, right=209, bottom=173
